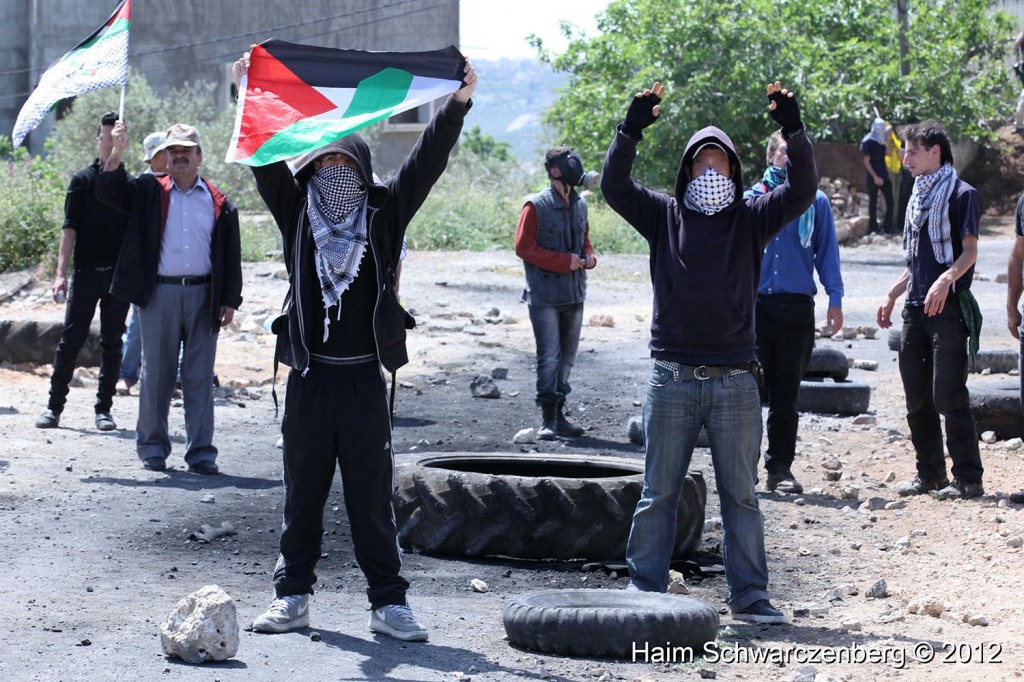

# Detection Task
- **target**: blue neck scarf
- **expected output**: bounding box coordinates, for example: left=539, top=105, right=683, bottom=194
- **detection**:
left=759, top=166, right=815, bottom=247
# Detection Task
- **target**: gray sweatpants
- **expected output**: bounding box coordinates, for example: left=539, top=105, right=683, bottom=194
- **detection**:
left=136, top=282, right=219, bottom=465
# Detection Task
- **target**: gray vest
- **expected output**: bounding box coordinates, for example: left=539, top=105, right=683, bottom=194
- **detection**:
left=522, top=187, right=589, bottom=306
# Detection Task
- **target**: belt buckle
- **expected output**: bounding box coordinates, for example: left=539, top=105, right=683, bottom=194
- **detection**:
left=693, top=365, right=710, bottom=381
left=180, top=277, right=189, bottom=286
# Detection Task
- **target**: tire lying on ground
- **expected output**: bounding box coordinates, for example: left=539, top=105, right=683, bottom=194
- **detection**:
left=970, top=379, right=1024, bottom=439
left=0, top=319, right=102, bottom=366
left=795, top=378, right=871, bottom=416
left=393, top=453, right=707, bottom=561
left=970, top=349, right=1019, bottom=374
left=502, top=588, right=719, bottom=659
left=627, top=416, right=709, bottom=448
left=803, top=346, right=850, bottom=380
left=888, top=327, right=901, bottom=351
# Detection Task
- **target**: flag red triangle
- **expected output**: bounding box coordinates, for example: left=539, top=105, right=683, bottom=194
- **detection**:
left=236, top=46, right=337, bottom=160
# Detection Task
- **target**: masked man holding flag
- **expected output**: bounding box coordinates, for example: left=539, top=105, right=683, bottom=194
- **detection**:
left=233, top=51, right=477, bottom=641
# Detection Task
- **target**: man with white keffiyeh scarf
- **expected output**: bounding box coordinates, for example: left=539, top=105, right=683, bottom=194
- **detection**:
left=236, top=51, right=479, bottom=642
left=877, top=120, right=984, bottom=502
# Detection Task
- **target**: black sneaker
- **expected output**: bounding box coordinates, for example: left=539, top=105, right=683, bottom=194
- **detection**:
left=896, top=476, right=949, bottom=497
left=35, top=409, right=60, bottom=429
left=732, top=599, right=788, bottom=625
left=932, top=478, right=984, bottom=501
left=766, top=470, right=803, bottom=494
left=95, top=413, right=116, bottom=431
left=142, top=457, right=167, bottom=472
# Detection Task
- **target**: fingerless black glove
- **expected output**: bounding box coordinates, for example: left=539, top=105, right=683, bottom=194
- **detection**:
left=622, top=91, right=662, bottom=140
left=768, top=89, right=802, bottom=135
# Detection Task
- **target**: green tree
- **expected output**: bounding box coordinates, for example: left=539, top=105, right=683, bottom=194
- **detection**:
left=537, top=0, right=1015, bottom=189
left=461, top=125, right=514, bottom=163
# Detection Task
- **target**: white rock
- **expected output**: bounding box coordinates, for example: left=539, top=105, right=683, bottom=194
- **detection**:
left=907, top=595, right=945, bottom=617
left=884, top=500, right=907, bottom=510
left=1005, top=438, right=1024, bottom=450
left=851, top=360, right=878, bottom=371
left=470, top=578, right=488, bottom=593
left=981, top=431, right=998, bottom=444
left=822, top=458, right=843, bottom=471
left=512, top=428, right=536, bottom=444
left=1007, top=536, right=1023, bottom=548
left=884, top=471, right=896, bottom=483
left=160, top=585, right=239, bottom=663
left=840, top=618, right=862, bottom=631
left=895, top=536, right=911, bottom=548
left=866, top=579, right=888, bottom=599
left=964, top=613, right=990, bottom=627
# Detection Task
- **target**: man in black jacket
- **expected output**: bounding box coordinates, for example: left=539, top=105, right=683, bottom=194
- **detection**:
left=233, top=52, right=477, bottom=641
left=97, top=122, right=242, bottom=476
left=36, top=111, right=132, bottom=432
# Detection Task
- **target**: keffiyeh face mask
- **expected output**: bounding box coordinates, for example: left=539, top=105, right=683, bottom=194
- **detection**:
left=310, top=164, right=366, bottom=223
left=685, top=167, right=736, bottom=215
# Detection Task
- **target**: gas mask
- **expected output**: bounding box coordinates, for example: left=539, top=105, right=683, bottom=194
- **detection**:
left=545, top=149, right=600, bottom=190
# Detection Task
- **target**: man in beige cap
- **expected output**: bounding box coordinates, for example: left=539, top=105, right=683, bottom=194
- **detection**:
left=97, top=122, right=242, bottom=475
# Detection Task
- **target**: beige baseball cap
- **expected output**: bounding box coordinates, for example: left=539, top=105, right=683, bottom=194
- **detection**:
left=155, top=123, right=200, bottom=152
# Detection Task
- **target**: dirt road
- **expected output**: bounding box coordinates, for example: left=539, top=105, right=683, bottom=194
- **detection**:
left=1, top=224, right=1023, bottom=681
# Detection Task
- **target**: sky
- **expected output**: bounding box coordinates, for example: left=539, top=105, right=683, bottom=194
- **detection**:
left=459, top=0, right=610, bottom=60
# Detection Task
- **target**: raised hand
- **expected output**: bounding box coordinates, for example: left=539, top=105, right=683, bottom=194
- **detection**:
left=623, top=82, right=665, bottom=139
left=766, top=81, right=802, bottom=134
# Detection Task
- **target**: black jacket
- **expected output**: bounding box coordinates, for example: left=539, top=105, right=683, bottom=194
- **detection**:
left=252, top=94, right=471, bottom=374
left=96, top=168, right=243, bottom=333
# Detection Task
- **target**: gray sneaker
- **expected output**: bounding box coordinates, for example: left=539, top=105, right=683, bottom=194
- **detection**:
left=252, top=595, right=310, bottom=633
left=369, top=604, right=428, bottom=641
left=932, top=479, right=984, bottom=501
left=897, top=476, right=949, bottom=497
left=35, top=409, right=60, bottom=429
left=732, top=599, right=788, bottom=625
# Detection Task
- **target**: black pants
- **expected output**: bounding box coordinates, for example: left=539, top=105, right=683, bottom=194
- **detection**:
left=895, top=168, right=913, bottom=233
left=273, top=362, right=408, bottom=609
left=866, top=173, right=894, bottom=233
left=47, top=267, right=130, bottom=414
left=755, top=294, right=815, bottom=476
left=899, top=303, right=983, bottom=484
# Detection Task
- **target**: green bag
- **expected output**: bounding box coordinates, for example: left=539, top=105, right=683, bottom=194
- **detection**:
left=958, top=289, right=982, bottom=371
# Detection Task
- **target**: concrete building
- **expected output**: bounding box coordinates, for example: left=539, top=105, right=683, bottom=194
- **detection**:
left=2, top=0, right=459, bottom=171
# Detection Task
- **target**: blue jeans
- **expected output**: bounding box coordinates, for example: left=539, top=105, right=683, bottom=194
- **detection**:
left=626, top=360, right=770, bottom=611
left=119, top=305, right=142, bottom=384
left=528, top=303, right=584, bottom=406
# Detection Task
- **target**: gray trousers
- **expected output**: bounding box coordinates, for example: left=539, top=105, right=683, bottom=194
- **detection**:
left=137, top=282, right=218, bottom=465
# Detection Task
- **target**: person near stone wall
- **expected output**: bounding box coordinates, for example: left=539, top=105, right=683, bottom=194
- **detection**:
left=861, top=118, right=894, bottom=234
left=35, top=111, right=132, bottom=432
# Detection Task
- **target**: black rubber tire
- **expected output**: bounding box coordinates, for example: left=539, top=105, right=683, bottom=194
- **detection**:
left=803, top=347, right=850, bottom=380
left=502, top=588, right=720, bottom=658
left=970, top=379, right=1024, bottom=439
left=627, top=417, right=709, bottom=448
left=971, top=349, right=1019, bottom=374
left=393, top=453, right=707, bottom=561
left=0, top=319, right=102, bottom=366
left=796, top=378, right=871, bottom=415
left=888, top=327, right=900, bottom=351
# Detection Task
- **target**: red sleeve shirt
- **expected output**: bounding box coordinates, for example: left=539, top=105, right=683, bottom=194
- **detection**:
left=514, top=201, right=594, bottom=273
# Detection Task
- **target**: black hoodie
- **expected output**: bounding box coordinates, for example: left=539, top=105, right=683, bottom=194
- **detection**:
left=601, top=124, right=817, bottom=364
left=253, top=94, right=471, bottom=374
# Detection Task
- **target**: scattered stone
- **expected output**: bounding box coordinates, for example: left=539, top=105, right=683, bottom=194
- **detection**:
left=189, top=521, right=236, bottom=543
left=822, top=458, right=842, bottom=471
left=884, top=500, right=907, bottom=510
left=272, top=268, right=288, bottom=280
left=1005, top=438, right=1023, bottom=450
left=824, top=470, right=842, bottom=482
left=840, top=618, right=862, bottom=631
left=588, top=314, right=615, bottom=328
left=1007, top=536, right=1023, bottom=549
left=667, top=570, right=689, bottom=595
left=470, top=375, right=501, bottom=399
left=793, top=497, right=806, bottom=506
left=490, top=367, right=509, bottom=380
left=963, top=613, right=990, bottom=627
left=851, top=360, right=878, bottom=371
left=895, top=536, right=911, bottom=548
left=884, top=471, right=896, bottom=483
left=852, top=414, right=876, bottom=425
left=851, top=542, right=862, bottom=551
left=276, top=435, right=283, bottom=449
left=798, top=547, right=811, bottom=556
left=160, top=585, right=239, bottom=663
left=703, top=517, right=722, bottom=533
left=512, top=428, right=536, bottom=445
left=627, top=416, right=644, bottom=445
left=199, top=494, right=215, bottom=504
left=856, top=325, right=878, bottom=339
left=0, top=405, right=18, bottom=415
left=907, top=595, right=946, bottom=617
left=840, top=486, right=859, bottom=500
left=981, top=431, right=998, bottom=444
left=996, top=272, right=1009, bottom=283
left=697, top=670, right=717, bottom=679
left=866, top=579, right=888, bottom=599
left=470, top=578, right=488, bottom=593
left=840, top=326, right=858, bottom=340
left=310, top=631, right=321, bottom=642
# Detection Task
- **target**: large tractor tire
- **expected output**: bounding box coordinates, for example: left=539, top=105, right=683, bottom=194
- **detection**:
left=393, top=453, right=706, bottom=561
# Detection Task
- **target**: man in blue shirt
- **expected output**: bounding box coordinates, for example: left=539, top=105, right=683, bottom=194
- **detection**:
left=746, top=130, right=844, bottom=494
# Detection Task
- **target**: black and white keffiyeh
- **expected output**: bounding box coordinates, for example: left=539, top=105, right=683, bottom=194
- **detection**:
left=684, top=168, right=736, bottom=215
left=903, top=163, right=957, bottom=268
left=305, top=164, right=369, bottom=341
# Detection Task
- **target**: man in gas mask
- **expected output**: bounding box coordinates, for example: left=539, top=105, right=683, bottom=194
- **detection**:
left=515, top=145, right=599, bottom=440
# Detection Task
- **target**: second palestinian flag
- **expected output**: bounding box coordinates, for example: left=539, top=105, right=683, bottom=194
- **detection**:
left=226, top=40, right=466, bottom=166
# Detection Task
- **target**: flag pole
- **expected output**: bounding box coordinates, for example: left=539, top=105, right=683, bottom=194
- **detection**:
left=118, top=83, right=126, bottom=121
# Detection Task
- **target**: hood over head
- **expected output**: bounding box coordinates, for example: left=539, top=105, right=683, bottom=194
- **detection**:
left=675, top=126, right=744, bottom=206
left=291, top=133, right=383, bottom=195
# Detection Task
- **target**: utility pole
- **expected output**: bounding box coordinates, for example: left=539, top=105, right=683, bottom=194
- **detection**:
left=897, top=0, right=910, bottom=77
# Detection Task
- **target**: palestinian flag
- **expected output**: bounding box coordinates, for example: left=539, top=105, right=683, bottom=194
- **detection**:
left=11, top=0, right=130, bottom=148
left=226, top=40, right=466, bottom=167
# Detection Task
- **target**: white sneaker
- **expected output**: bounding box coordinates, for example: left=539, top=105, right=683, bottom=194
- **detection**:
left=252, top=595, right=310, bottom=633
left=369, top=604, right=428, bottom=641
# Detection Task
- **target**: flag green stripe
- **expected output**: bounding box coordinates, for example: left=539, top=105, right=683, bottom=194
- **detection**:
left=342, top=68, right=413, bottom=118
left=236, top=112, right=395, bottom=167
left=68, top=18, right=129, bottom=56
